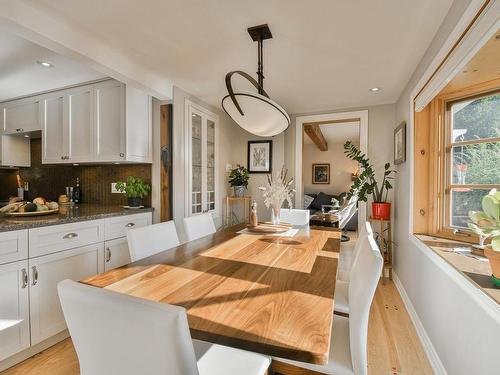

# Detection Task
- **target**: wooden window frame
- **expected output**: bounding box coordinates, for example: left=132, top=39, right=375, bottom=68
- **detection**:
left=413, top=79, right=500, bottom=243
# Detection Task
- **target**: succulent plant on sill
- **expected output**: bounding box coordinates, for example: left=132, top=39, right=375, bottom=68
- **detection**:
left=468, top=189, right=500, bottom=286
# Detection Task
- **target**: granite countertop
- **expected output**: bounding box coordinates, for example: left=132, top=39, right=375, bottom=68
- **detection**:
left=415, top=234, right=499, bottom=305
left=0, top=204, right=153, bottom=232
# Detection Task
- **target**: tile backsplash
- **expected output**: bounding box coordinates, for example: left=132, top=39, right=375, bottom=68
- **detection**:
left=0, top=139, right=152, bottom=206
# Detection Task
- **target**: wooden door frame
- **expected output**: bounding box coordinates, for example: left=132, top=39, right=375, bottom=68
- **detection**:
left=160, top=104, right=173, bottom=222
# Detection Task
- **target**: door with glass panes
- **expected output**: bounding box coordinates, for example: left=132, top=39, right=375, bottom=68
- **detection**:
left=186, top=101, right=218, bottom=217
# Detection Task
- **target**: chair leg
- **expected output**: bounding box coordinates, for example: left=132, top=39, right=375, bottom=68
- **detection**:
left=341, top=230, right=350, bottom=242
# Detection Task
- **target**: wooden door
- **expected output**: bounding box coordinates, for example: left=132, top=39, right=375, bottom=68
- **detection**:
left=0, top=260, right=30, bottom=361
left=160, top=104, right=172, bottom=221
left=29, top=243, right=104, bottom=345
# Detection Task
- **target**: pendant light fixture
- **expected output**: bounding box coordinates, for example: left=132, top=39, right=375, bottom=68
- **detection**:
left=222, top=24, right=290, bottom=137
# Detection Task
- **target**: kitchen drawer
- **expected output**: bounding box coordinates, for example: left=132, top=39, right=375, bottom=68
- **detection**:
left=104, top=212, right=151, bottom=240
left=29, top=220, right=104, bottom=258
left=0, top=230, right=28, bottom=265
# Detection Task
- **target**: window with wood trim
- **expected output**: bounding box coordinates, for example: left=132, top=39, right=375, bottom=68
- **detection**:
left=444, top=91, right=500, bottom=230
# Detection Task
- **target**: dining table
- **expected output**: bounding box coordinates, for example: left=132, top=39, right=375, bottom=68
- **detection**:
left=81, top=223, right=341, bottom=365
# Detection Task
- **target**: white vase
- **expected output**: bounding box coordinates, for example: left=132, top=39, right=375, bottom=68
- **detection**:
left=271, top=204, right=281, bottom=225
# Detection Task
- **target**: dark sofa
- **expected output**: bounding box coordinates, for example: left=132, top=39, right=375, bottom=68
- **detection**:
left=305, top=192, right=358, bottom=231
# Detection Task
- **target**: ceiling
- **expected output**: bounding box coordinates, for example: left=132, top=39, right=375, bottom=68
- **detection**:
left=21, top=0, right=453, bottom=114
left=304, top=121, right=359, bottom=145
left=441, top=29, right=500, bottom=94
left=0, top=29, right=105, bottom=102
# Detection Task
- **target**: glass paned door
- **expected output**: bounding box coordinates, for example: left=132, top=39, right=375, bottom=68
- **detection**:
left=191, top=113, right=202, bottom=214
left=206, top=120, right=216, bottom=211
left=187, top=101, right=218, bottom=217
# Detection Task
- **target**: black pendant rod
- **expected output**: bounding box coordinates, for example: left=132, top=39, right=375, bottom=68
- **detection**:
left=257, top=37, right=264, bottom=95
left=247, top=24, right=272, bottom=96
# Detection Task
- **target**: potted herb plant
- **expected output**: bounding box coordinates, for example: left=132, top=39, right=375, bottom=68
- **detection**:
left=115, top=176, right=151, bottom=207
left=228, top=165, right=250, bottom=197
left=344, top=141, right=396, bottom=220
left=468, top=189, right=500, bottom=286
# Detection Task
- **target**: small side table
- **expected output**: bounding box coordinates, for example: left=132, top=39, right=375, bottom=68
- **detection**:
left=224, top=196, right=252, bottom=227
left=369, top=216, right=393, bottom=281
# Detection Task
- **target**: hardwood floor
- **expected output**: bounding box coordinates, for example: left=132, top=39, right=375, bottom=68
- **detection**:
left=2, top=233, right=433, bottom=375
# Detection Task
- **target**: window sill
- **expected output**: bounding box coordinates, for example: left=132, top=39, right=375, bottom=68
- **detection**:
left=410, top=233, right=500, bottom=307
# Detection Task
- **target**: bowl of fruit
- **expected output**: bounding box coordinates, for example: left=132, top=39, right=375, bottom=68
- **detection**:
left=0, top=197, right=59, bottom=217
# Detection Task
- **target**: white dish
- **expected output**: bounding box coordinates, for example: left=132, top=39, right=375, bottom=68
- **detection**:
left=122, top=205, right=145, bottom=210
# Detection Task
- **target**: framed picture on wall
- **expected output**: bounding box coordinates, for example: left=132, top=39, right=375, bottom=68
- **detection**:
left=247, top=140, right=272, bottom=173
left=312, top=163, right=330, bottom=184
left=394, top=121, right=406, bottom=164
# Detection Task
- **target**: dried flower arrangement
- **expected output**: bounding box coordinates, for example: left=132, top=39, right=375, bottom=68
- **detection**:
left=258, top=166, right=295, bottom=224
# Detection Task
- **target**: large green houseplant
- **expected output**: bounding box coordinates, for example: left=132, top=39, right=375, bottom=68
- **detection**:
left=343, top=141, right=396, bottom=219
left=228, top=165, right=250, bottom=197
left=116, top=176, right=151, bottom=207
left=468, top=189, right=500, bottom=286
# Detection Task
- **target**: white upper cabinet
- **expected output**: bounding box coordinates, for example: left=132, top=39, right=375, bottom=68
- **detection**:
left=41, top=92, right=65, bottom=163
left=37, top=79, right=152, bottom=164
left=66, top=85, right=94, bottom=162
left=0, top=135, right=30, bottom=167
left=0, top=97, right=42, bottom=134
left=94, top=80, right=125, bottom=162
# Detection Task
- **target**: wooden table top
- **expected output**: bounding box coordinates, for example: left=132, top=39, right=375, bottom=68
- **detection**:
left=82, top=224, right=340, bottom=364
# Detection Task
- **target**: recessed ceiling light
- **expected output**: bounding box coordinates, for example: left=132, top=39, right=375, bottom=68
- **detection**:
left=37, top=60, right=54, bottom=68
left=369, top=87, right=381, bottom=92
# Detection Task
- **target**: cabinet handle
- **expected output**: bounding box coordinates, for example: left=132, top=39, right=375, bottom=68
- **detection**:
left=125, top=222, right=135, bottom=228
left=21, top=268, right=28, bottom=288
left=105, top=247, right=112, bottom=262
left=16, top=128, right=24, bottom=132
left=61, top=156, right=65, bottom=160
left=119, top=153, right=125, bottom=157
left=63, top=232, right=78, bottom=239
left=32, top=266, right=38, bottom=286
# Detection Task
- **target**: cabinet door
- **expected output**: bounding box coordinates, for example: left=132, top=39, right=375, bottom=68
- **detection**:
left=2, top=97, right=41, bottom=134
left=66, top=86, right=93, bottom=162
left=94, top=81, right=125, bottom=162
left=104, top=238, right=131, bottom=272
left=42, top=93, right=66, bottom=163
left=0, top=260, right=30, bottom=361
left=29, top=243, right=104, bottom=345
left=125, top=85, right=151, bottom=162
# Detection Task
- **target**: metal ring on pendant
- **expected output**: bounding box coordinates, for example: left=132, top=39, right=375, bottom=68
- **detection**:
left=224, top=70, right=270, bottom=116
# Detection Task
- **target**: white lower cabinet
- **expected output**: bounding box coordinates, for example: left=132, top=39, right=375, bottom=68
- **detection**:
left=0, top=260, right=30, bottom=361
left=29, top=243, right=104, bottom=345
left=104, top=237, right=131, bottom=272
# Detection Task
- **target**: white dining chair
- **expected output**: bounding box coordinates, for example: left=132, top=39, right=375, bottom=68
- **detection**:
left=183, top=213, right=216, bottom=241
left=334, top=222, right=374, bottom=315
left=275, top=226, right=382, bottom=375
left=58, top=279, right=271, bottom=375
left=279, top=208, right=310, bottom=225
left=337, top=195, right=358, bottom=242
left=127, top=220, right=180, bottom=261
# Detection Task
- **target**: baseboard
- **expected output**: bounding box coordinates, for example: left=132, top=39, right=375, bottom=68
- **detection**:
left=0, top=330, right=69, bottom=372
left=392, top=272, right=447, bottom=375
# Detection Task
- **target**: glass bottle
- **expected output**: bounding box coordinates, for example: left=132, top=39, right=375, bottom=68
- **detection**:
left=250, top=200, right=258, bottom=227
left=73, top=177, right=82, bottom=204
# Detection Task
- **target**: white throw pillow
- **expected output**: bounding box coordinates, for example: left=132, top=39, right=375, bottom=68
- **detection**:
left=303, top=195, right=314, bottom=209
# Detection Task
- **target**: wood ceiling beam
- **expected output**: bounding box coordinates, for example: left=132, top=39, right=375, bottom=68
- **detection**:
left=304, top=123, right=328, bottom=151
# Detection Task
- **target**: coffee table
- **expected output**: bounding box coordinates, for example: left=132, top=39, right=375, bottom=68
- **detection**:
left=309, top=213, right=339, bottom=229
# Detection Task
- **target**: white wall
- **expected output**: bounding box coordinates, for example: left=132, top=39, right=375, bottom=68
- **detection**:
left=393, top=1, right=500, bottom=374
left=302, top=141, right=359, bottom=195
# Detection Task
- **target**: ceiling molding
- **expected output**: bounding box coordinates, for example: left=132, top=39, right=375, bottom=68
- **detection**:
left=0, top=0, right=173, bottom=100
left=304, top=123, right=328, bottom=151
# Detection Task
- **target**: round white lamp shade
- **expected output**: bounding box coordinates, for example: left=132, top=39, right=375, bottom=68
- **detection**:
left=222, top=90, right=290, bottom=137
